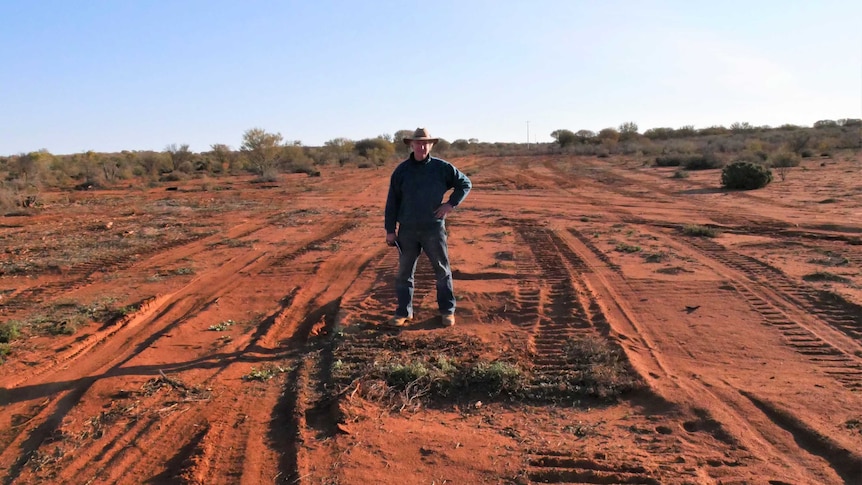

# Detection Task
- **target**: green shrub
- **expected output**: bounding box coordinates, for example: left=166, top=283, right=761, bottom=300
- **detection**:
left=0, top=321, right=21, bottom=343
left=0, top=343, right=11, bottom=363
left=721, top=161, right=773, bottom=190
left=385, top=361, right=431, bottom=388
left=460, top=361, right=524, bottom=397
left=372, top=356, right=524, bottom=400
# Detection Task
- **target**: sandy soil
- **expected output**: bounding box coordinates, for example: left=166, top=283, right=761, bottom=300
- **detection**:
left=1, top=153, right=861, bottom=484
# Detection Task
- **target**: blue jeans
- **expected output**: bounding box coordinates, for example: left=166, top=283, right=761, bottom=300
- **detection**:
left=395, top=225, right=455, bottom=318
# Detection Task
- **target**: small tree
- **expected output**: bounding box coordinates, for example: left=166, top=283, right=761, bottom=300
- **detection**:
left=209, top=143, right=235, bottom=173
left=618, top=121, right=639, bottom=141
left=323, top=138, right=355, bottom=166
left=551, top=129, right=578, bottom=147
left=786, top=133, right=811, bottom=155
left=451, top=139, right=470, bottom=151
left=575, top=130, right=596, bottom=144
left=393, top=129, right=414, bottom=146
left=165, top=144, right=194, bottom=172
left=597, top=127, right=620, bottom=143
left=241, top=128, right=284, bottom=176
left=354, top=137, right=394, bottom=159
left=730, top=122, right=754, bottom=134
left=644, top=127, right=674, bottom=140
left=13, top=150, right=51, bottom=186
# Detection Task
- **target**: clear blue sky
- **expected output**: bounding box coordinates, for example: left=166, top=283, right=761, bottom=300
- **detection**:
left=2, top=1, right=860, bottom=156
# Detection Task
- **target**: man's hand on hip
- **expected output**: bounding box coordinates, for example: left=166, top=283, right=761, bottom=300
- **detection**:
left=434, top=203, right=454, bottom=219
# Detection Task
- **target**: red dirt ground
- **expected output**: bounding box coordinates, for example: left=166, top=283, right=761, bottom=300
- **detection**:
left=1, top=153, right=861, bottom=484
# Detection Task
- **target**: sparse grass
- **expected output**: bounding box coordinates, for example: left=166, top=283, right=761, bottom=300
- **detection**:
left=243, top=364, right=289, bottom=382
left=643, top=251, right=668, bottom=263
left=556, top=335, right=639, bottom=399
left=11, top=298, right=142, bottom=338
left=615, top=243, right=641, bottom=253
left=461, top=361, right=525, bottom=397
left=209, top=238, right=256, bottom=249
left=371, top=356, right=525, bottom=404
left=82, top=298, right=138, bottom=323
left=334, top=331, right=637, bottom=408
left=208, top=319, right=236, bottom=331
left=682, top=224, right=719, bottom=238
left=308, top=242, right=340, bottom=252
left=671, top=169, right=689, bottom=179
left=808, top=252, right=849, bottom=267
left=656, top=266, right=692, bottom=275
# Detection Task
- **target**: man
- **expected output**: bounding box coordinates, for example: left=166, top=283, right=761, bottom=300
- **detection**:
left=384, top=127, right=472, bottom=327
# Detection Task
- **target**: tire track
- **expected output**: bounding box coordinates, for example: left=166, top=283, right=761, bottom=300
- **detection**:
left=100, top=223, right=365, bottom=484
left=726, top=281, right=862, bottom=390
left=524, top=450, right=660, bottom=485
left=0, top=234, right=210, bottom=316
left=515, top=225, right=593, bottom=382
left=513, top=223, right=677, bottom=482
left=0, top=221, right=361, bottom=484
left=682, top=236, right=862, bottom=388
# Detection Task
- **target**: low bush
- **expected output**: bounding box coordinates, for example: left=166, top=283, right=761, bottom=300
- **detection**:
left=0, top=321, right=21, bottom=343
left=655, top=153, right=723, bottom=170
left=379, top=357, right=524, bottom=399
left=683, top=152, right=723, bottom=170
left=721, top=161, right=773, bottom=190
left=682, top=224, right=719, bottom=237
left=655, top=154, right=686, bottom=167
left=460, top=361, right=525, bottom=397
left=770, top=151, right=801, bottom=168
left=802, top=271, right=850, bottom=283
left=0, top=343, right=11, bottom=363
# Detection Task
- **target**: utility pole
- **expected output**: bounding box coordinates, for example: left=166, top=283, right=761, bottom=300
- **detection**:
left=526, top=121, right=530, bottom=150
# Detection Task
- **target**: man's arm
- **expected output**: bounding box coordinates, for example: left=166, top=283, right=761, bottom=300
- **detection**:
left=446, top=165, right=472, bottom=207
left=384, top=169, right=401, bottom=237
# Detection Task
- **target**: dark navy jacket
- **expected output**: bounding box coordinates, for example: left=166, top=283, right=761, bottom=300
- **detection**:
left=384, top=154, right=472, bottom=232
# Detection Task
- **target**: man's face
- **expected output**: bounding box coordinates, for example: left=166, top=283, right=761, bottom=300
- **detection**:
left=411, top=140, right=434, bottom=159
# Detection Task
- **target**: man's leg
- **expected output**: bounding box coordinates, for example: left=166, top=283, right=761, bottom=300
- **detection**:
left=422, top=226, right=455, bottom=316
left=394, top=230, right=421, bottom=319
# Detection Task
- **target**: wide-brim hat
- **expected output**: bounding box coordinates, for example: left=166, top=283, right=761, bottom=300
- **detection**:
left=403, top=127, right=439, bottom=145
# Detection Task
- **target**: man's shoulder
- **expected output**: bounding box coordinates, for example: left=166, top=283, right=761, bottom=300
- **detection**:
left=429, top=156, right=453, bottom=167
left=392, top=159, right=412, bottom=173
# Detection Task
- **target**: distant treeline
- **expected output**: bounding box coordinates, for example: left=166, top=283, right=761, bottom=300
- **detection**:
left=1, top=120, right=860, bottom=208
